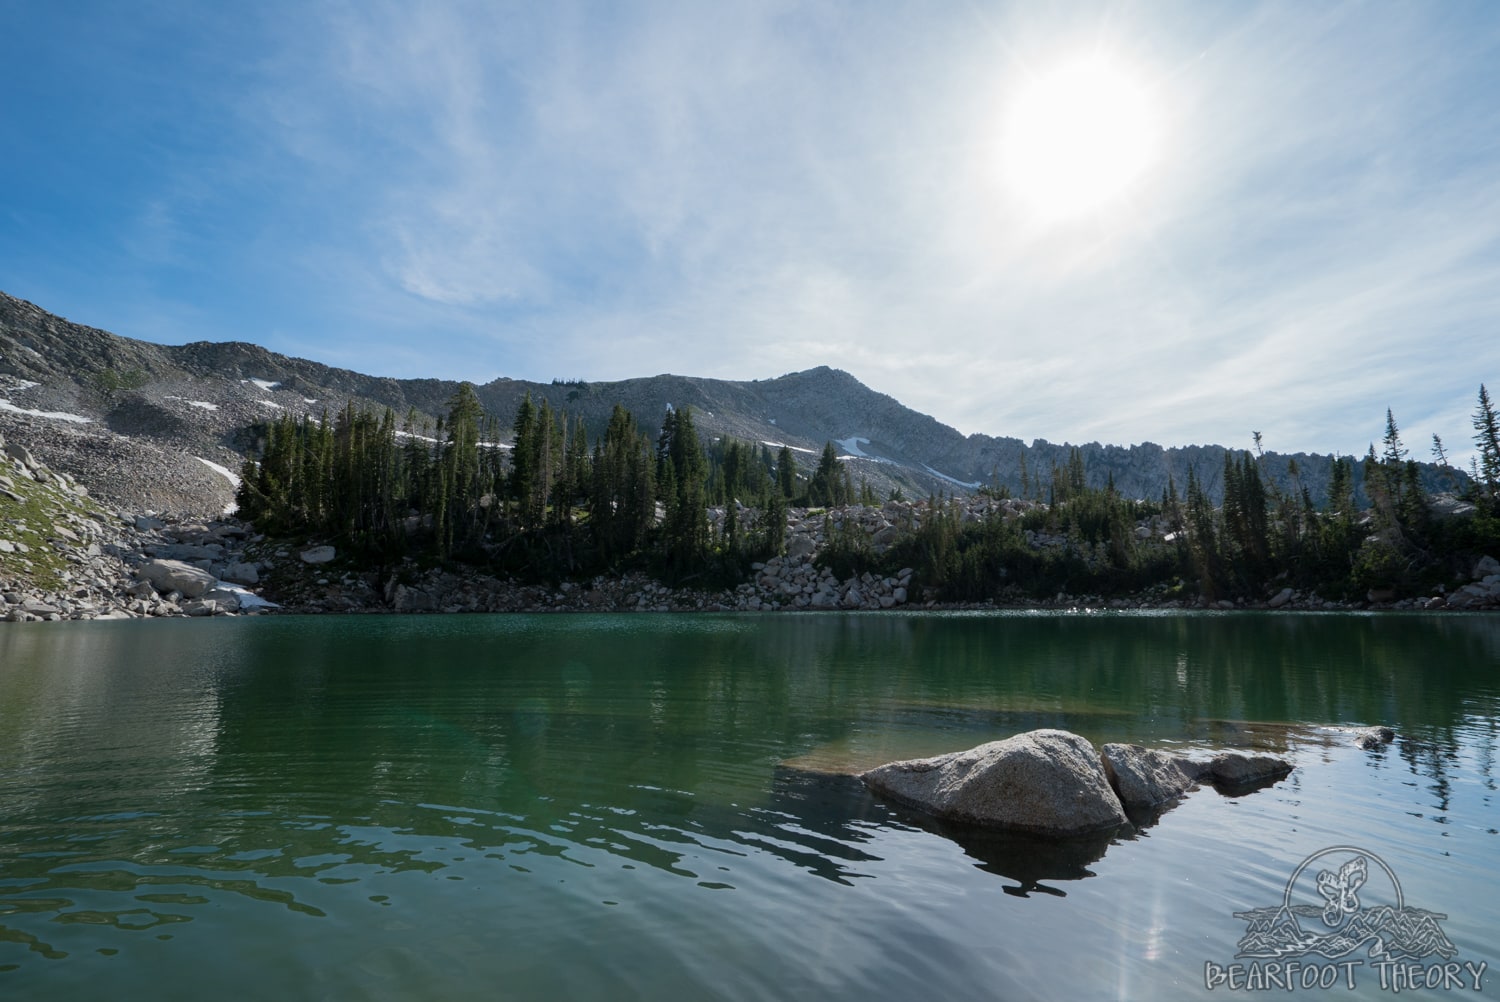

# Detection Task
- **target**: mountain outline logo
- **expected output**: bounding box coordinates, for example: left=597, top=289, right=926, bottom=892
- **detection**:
left=1205, top=845, right=1487, bottom=993
left=1235, top=845, right=1454, bottom=962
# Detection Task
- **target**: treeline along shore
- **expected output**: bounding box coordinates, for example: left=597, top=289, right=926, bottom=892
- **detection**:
left=3, top=385, right=1499, bottom=620
left=228, top=381, right=1500, bottom=611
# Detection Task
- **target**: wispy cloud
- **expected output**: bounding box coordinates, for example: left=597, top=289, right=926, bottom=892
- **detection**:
left=8, top=1, right=1497, bottom=461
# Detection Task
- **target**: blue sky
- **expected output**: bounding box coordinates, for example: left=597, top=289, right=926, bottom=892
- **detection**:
left=3, top=1, right=1498, bottom=463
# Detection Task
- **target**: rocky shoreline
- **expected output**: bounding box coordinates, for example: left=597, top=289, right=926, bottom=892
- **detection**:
left=4, top=431, right=1499, bottom=622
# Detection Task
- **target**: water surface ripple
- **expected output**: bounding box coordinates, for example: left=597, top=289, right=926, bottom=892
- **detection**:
left=1, top=611, right=1496, bottom=999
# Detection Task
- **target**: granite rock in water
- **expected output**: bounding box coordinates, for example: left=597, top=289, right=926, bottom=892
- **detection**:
left=1100, top=743, right=1202, bottom=810
left=1354, top=726, right=1396, bottom=750
left=860, top=729, right=1128, bottom=835
left=1201, top=752, right=1293, bottom=786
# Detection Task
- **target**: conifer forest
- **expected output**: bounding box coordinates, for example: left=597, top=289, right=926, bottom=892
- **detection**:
left=236, top=382, right=1500, bottom=603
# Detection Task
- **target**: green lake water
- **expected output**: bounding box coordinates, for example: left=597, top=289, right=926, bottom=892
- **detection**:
left=1, top=611, right=1497, bottom=1000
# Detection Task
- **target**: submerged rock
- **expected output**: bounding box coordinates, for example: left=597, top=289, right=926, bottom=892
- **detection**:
left=1100, top=743, right=1201, bottom=810
left=1354, top=725, right=1396, bottom=750
left=860, top=729, right=1128, bottom=836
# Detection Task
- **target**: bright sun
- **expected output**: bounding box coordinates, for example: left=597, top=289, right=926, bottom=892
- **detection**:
left=1001, top=55, right=1161, bottom=221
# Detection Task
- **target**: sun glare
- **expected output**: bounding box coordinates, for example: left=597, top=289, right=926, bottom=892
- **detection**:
left=1001, top=55, right=1161, bottom=221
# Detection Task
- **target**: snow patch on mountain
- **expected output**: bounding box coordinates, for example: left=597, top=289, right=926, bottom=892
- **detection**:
left=836, top=436, right=871, bottom=458
left=837, top=436, right=897, bottom=466
left=195, top=457, right=241, bottom=515
left=0, top=399, right=91, bottom=423
left=165, top=396, right=219, bottom=411
left=922, top=464, right=980, bottom=489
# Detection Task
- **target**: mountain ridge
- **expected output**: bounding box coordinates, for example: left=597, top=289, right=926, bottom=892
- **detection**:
left=0, top=290, right=1457, bottom=516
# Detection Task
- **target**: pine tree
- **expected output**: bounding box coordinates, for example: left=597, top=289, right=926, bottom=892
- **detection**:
left=591, top=404, right=654, bottom=561
left=777, top=446, right=796, bottom=499
left=1066, top=448, right=1086, bottom=500
left=511, top=393, right=538, bottom=525
left=556, top=414, right=590, bottom=528
left=1431, top=434, right=1449, bottom=468
left=1474, top=384, right=1500, bottom=503
left=1239, top=452, right=1269, bottom=569
left=1184, top=466, right=1220, bottom=597
left=1361, top=442, right=1407, bottom=552
left=808, top=442, right=841, bottom=507
left=657, top=406, right=709, bottom=577
left=1380, top=408, right=1408, bottom=510
left=1165, top=474, right=1183, bottom=532
left=1382, top=409, right=1407, bottom=466
left=1399, top=459, right=1428, bottom=535
left=1327, top=457, right=1354, bottom=516
left=442, top=383, right=485, bottom=548
left=761, top=485, right=786, bottom=556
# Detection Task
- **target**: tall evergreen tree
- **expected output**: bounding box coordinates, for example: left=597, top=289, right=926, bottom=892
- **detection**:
left=761, top=485, right=787, bottom=556
left=808, top=442, right=842, bottom=507
left=511, top=393, right=538, bottom=523
left=1474, top=384, right=1500, bottom=504
left=777, top=446, right=796, bottom=499
left=657, top=407, right=709, bottom=577
left=590, top=404, right=654, bottom=562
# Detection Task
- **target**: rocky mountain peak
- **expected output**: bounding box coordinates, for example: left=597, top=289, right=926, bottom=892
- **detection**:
left=0, top=289, right=1464, bottom=516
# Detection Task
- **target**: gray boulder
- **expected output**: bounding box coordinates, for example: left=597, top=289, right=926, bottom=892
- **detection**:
left=300, top=545, right=336, bottom=564
left=151, top=542, right=223, bottom=561
left=5, top=442, right=38, bottom=470
left=861, top=729, right=1128, bottom=835
left=1201, top=752, right=1293, bottom=787
left=221, top=561, right=260, bottom=585
left=1354, top=726, right=1396, bottom=750
left=136, top=559, right=216, bottom=599
left=1100, top=743, right=1202, bottom=810
left=389, top=584, right=437, bottom=612
left=786, top=535, right=817, bottom=560
left=203, top=586, right=244, bottom=613
left=1428, top=494, right=1476, bottom=520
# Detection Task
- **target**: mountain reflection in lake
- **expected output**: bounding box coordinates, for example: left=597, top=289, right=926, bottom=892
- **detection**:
left=1, top=611, right=1496, bottom=1000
